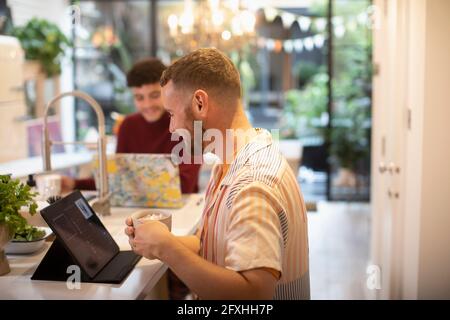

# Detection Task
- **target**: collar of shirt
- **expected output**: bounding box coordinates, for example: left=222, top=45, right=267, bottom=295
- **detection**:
left=212, top=128, right=274, bottom=188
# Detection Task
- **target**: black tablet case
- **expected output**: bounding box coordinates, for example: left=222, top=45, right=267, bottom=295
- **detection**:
left=31, top=192, right=141, bottom=284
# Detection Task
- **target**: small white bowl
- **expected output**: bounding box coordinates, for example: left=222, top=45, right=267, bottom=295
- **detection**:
left=5, top=227, right=53, bottom=255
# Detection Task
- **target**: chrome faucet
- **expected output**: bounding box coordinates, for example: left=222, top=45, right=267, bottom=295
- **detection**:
left=42, top=90, right=111, bottom=216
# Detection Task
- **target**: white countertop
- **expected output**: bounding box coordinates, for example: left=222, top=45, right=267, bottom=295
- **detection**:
left=0, top=193, right=204, bottom=300
left=0, top=152, right=95, bottom=179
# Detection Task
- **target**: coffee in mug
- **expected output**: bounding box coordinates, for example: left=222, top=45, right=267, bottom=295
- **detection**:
left=131, top=209, right=172, bottom=231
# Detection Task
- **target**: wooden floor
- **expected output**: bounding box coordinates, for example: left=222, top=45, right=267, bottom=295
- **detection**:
left=308, top=201, right=372, bottom=300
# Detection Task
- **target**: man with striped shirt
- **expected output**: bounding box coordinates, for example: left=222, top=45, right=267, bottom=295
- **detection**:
left=125, top=48, right=310, bottom=299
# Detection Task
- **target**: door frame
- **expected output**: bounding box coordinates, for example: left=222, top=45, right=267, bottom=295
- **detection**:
left=400, top=0, right=427, bottom=300
left=370, top=0, right=428, bottom=300
left=370, top=0, right=412, bottom=300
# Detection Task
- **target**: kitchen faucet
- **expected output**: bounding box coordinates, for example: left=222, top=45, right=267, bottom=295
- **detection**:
left=42, top=90, right=111, bottom=216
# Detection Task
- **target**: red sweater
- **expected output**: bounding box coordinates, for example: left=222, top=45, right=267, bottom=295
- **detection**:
left=75, top=112, right=201, bottom=194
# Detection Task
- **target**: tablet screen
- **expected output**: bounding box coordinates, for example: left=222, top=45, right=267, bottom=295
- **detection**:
left=40, top=191, right=119, bottom=278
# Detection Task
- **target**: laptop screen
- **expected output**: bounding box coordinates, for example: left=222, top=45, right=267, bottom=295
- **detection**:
left=40, top=191, right=119, bottom=278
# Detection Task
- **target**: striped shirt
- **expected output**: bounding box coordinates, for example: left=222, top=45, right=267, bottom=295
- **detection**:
left=199, top=129, right=310, bottom=299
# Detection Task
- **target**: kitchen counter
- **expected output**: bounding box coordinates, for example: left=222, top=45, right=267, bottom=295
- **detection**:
left=0, top=152, right=96, bottom=179
left=0, top=193, right=204, bottom=300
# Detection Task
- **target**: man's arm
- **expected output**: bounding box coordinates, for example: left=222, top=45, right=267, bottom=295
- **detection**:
left=176, top=235, right=200, bottom=254
left=126, top=184, right=283, bottom=299
left=127, top=221, right=278, bottom=300
left=161, top=234, right=278, bottom=300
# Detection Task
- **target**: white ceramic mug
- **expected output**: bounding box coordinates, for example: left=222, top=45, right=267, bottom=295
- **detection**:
left=131, top=209, right=172, bottom=231
left=36, top=174, right=61, bottom=200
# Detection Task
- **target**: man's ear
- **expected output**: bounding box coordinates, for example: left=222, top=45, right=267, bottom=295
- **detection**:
left=191, top=89, right=209, bottom=120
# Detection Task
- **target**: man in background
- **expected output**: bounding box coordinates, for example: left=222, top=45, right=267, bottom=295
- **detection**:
left=62, top=58, right=201, bottom=194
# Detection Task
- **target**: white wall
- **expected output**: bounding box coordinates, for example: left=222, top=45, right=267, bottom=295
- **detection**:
left=398, top=0, right=450, bottom=299
left=401, top=0, right=426, bottom=300
left=416, top=0, right=450, bottom=299
left=372, top=0, right=450, bottom=299
left=8, top=0, right=67, bottom=26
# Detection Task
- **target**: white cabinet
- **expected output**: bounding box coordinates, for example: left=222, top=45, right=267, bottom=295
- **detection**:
left=0, top=36, right=27, bottom=163
left=371, top=0, right=450, bottom=299
left=0, top=36, right=24, bottom=103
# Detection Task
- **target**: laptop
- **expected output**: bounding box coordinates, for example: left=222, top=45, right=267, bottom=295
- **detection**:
left=32, top=190, right=141, bottom=284
left=93, top=153, right=183, bottom=208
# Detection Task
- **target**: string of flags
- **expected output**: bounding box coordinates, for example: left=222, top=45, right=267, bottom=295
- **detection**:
left=257, top=6, right=370, bottom=53
left=256, top=34, right=326, bottom=53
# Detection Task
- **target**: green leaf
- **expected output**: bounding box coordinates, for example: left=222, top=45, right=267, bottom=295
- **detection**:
left=0, top=174, right=39, bottom=236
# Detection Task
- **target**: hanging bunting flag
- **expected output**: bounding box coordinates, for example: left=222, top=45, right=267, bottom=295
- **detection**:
left=257, top=37, right=266, bottom=48
left=298, top=16, right=312, bottom=32
left=334, top=24, right=346, bottom=38
left=264, top=7, right=278, bottom=23
left=281, top=12, right=296, bottom=30
left=314, top=17, right=327, bottom=32
left=313, top=34, right=325, bottom=48
left=274, top=40, right=283, bottom=53
left=266, top=38, right=275, bottom=51
left=283, top=39, right=294, bottom=53
left=294, top=39, right=303, bottom=52
left=303, top=37, right=314, bottom=51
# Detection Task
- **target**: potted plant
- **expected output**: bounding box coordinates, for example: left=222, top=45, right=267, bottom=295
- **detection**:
left=11, top=18, right=70, bottom=77
left=330, top=103, right=370, bottom=187
left=0, top=174, right=39, bottom=275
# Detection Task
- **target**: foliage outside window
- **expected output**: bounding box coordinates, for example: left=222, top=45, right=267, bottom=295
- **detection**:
left=281, top=70, right=328, bottom=140
left=282, top=0, right=372, bottom=174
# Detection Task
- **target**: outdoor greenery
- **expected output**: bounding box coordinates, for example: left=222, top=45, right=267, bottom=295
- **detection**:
left=230, top=46, right=257, bottom=110
left=331, top=0, right=372, bottom=170
left=294, top=61, right=324, bottom=89
left=12, top=18, right=70, bottom=77
left=282, top=0, right=372, bottom=171
left=330, top=99, right=370, bottom=170
left=281, top=71, right=328, bottom=139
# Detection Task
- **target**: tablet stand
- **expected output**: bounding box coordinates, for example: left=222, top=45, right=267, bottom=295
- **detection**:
left=31, top=239, right=92, bottom=283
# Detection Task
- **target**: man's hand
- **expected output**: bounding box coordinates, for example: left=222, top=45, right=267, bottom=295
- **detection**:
left=123, top=217, right=277, bottom=299
left=61, top=176, right=75, bottom=193
left=124, top=217, right=175, bottom=260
